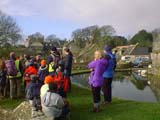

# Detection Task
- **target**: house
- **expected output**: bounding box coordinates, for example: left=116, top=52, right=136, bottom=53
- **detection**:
left=113, top=44, right=151, bottom=62
left=121, top=47, right=151, bottom=62
left=25, top=39, right=44, bottom=54
left=112, top=45, right=136, bottom=56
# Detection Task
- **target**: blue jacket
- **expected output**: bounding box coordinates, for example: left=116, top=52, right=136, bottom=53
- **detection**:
left=103, top=52, right=115, bottom=78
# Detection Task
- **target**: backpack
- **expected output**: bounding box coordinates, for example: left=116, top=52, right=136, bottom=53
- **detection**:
left=51, top=54, right=60, bottom=69
left=26, top=83, right=40, bottom=100
left=5, top=60, right=18, bottom=76
left=0, top=70, right=6, bottom=87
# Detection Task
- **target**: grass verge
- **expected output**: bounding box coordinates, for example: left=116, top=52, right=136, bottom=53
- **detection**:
left=68, top=85, right=160, bottom=120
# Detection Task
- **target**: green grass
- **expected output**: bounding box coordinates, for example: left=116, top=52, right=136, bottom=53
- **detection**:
left=68, top=85, right=160, bottom=120
left=0, top=85, right=160, bottom=120
left=0, top=98, right=23, bottom=109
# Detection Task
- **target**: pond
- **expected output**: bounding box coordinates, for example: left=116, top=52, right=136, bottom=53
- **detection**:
left=71, top=72, right=160, bottom=103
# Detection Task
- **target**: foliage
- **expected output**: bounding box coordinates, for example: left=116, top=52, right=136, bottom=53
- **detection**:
left=129, top=30, right=153, bottom=47
left=0, top=11, right=22, bottom=47
left=71, top=25, right=118, bottom=48
left=27, top=32, right=44, bottom=43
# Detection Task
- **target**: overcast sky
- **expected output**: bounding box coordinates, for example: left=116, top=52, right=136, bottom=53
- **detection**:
left=0, top=0, right=160, bottom=39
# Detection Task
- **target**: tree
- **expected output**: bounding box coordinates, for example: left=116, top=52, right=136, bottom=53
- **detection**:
left=112, top=36, right=127, bottom=46
left=71, top=25, right=116, bottom=48
left=129, top=30, right=153, bottom=47
left=0, top=11, right=22, bottom=47
left=99, top=25, right=116, bottom=37
left=28, top=32, right=44, bottom=43
left=45, top=34, right=61, bottom=47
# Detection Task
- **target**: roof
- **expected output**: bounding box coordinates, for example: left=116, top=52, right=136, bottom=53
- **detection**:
left=113, top=45, right=135, bottom=50
left=30, top=42, right=43, bottom=47
left=130, top=47, right=149, bottom=55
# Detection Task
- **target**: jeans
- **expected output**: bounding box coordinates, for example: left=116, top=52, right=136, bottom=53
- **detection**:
left=9, top=78, right=21, bottom=98
left=102, top=78, right=113, bottom=102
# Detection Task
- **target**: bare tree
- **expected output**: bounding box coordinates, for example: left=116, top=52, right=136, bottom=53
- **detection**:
left=0, top=11, right=22, bottom=47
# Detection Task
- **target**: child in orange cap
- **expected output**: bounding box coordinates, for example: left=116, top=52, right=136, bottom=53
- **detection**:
left=38, top=60, right=49, bottom=87
left=40, top=75, right=53, bottom=98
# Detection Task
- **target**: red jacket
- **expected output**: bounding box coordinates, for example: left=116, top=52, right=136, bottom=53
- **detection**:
left=53, top=71, right=69, bottom=92
left=24, top=66, right=38, bottom=81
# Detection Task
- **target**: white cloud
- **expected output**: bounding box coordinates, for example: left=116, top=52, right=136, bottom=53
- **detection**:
left=0, top=0, right=160, bottom=36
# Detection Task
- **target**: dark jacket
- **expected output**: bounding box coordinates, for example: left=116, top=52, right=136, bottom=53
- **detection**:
left=38, top=66, right=49, bottom=82
left=64, top=52, right=73, bottom=76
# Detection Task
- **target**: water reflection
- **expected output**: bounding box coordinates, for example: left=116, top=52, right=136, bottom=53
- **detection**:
left=71, top=72, right=160, bottom=103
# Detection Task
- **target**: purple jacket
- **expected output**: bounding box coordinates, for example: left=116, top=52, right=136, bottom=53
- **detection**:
left=87, top=58, right=108, bottom=87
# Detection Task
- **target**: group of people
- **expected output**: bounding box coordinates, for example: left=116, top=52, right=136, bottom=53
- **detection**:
left=88, top=45, right=116, bottom=113
left=0, top=46, right=73, bottom=120
left=0, top=44, right=116, bottom=119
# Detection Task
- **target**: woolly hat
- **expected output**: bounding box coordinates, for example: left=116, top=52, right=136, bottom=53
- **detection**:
left=41, top=60, right=46, bottom=66
left=104, top=45, right=112, bottom=52
left=44, top=75, right=53, bottom=84
left=51, top=47, right=57, bottom=52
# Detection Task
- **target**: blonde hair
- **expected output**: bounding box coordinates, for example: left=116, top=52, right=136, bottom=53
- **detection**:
left=94, top=50, right=102, bottom=60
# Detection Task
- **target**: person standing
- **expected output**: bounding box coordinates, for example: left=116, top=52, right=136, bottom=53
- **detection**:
left=88, top=51, right=107, bottom=112
left=6, top=52, right=23, bottom=99
left=38, top=60, right=49, bottom=87
left=47, top=47, right=60, bottom=76
left=63, top=47, right=73, bottom=92
left=102, top=45, right=116, bottom=105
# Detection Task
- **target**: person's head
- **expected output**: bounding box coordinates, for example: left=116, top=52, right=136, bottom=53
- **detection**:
left=30, top=74, right=38, bottom=83
left=44, top=75, right=53, bottom=84
left=24, top=54, right=31, bottom=61
left=63, top=47, right=70, bottom=55
left=48, top=82, right=57, bottom=92
left=94, top=50, right=102, bottom=60
left=104, top=45, right=112, bottom=54
left=10, top=52, right=16, bottom=60
left=51, top=47, right=57, bottom=54
left=19, top=55, right=24, bottom=61
left=41, top=60, right=46, bottom=67
left=36, top=54, right=42, bottom=62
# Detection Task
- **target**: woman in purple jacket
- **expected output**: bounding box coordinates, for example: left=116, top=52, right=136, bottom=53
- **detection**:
left=87, top=51, right=108, bottom=112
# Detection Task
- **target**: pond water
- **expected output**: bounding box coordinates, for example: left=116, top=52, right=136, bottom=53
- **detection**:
left=71, top=72, right=160, bottom=103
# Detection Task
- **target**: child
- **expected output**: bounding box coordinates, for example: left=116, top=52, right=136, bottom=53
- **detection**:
left=24, top=62, right=38, bottom=87
left=41, top=82, right=70, bottom=120
left=38, top=60, right=49, bottom=87
left=53, top=60, right=69, bottom=98
left=26, top=75, right=41, bottom=113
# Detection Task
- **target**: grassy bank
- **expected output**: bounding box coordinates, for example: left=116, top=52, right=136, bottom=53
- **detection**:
left=0, top=85, right=160, bottom=120
left=0, top=98, right=23, bottom=109
left=68, top=85, right=160, bottom=120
